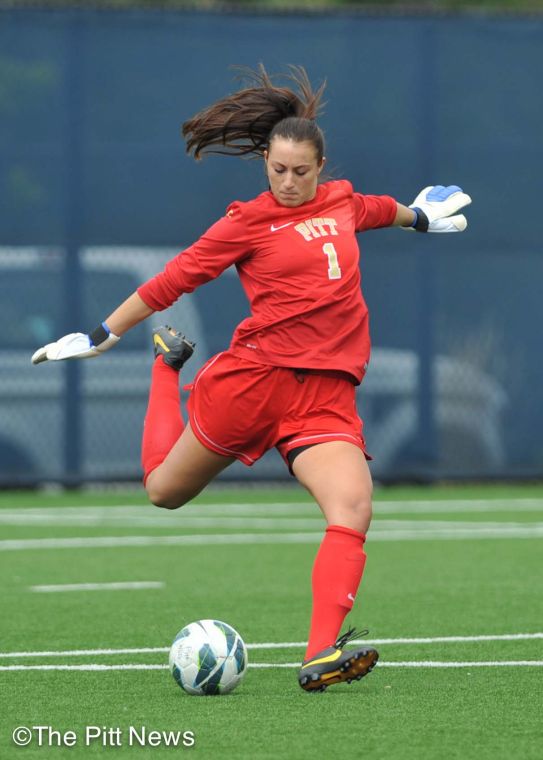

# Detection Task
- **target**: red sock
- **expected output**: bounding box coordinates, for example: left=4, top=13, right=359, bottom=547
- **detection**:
left=305, top=524, right=367, bottom=660
left=141, top=355, right=184, bottom=484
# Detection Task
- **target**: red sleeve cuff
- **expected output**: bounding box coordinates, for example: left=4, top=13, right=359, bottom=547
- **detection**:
left=381, top=195, right=399, bottom=227
left=137, top=282, right=167, bottom=312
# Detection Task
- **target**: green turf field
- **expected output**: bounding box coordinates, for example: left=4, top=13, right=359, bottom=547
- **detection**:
left=1, top=483, right=542, bottom=759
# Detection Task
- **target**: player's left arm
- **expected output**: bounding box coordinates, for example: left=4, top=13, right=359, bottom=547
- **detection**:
left=394, top=185, right=472, bottom=233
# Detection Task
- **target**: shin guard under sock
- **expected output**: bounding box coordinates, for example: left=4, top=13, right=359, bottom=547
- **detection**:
left=305, top=524, right=367, bottom=660
left=141, top=355, right=184, bottom=484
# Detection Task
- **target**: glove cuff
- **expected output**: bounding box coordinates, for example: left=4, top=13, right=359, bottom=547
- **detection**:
left=89, top=322, right=110, bottom=347
left=89, top=322, right=120, bottom=352
left=411, top=207, right=429, bottom=233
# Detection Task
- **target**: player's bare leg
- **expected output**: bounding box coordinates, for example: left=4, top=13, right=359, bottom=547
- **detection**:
left=145, top=424, right=234, bottom=510
left=292, top=441, right=378, bottom=691
left=292, top=440, right=373, bottom=533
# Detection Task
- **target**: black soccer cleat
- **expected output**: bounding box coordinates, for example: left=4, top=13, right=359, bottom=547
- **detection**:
left=298, top=628, right=379, bottom=693
left=152, top=326, right=195, bottom=371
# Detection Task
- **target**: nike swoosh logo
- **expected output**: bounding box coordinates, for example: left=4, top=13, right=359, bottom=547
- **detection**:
left=270, top=222, right=294, bottom=232
left=347, top=593, right=355, bottom=603
left=153, top=335, right=170, bottom=353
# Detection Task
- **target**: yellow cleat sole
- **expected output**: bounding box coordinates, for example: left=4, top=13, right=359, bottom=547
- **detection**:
left=299, top=648, right=379, bottom=692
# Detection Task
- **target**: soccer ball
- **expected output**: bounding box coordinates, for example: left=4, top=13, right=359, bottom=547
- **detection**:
left=169, top=619, right=248, bottom=696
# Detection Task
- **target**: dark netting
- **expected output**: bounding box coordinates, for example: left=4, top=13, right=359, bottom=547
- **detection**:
left=0, top=8, right=541, bottom=484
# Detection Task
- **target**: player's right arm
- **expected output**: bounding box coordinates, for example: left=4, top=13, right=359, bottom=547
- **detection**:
left=104, top=292, right=154, bottom=336
left=32, top=204, right=251, bottom=365
left=136, top=204, right=250, bottom=312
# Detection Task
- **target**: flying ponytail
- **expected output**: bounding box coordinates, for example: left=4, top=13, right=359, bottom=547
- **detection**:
left=182, top=64, right=326, bottom=161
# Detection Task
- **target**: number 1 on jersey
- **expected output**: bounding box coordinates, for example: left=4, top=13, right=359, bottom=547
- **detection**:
left=323, top=243, right=342, bottom=280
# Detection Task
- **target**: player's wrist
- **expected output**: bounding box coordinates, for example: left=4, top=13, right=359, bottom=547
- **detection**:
left=410, top=207, right=429, bottom=232
left=89, top=322, right=120, bottom=352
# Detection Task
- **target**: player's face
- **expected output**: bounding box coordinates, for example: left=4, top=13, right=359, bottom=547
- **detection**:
left=265, top=138, right=325, bottom=207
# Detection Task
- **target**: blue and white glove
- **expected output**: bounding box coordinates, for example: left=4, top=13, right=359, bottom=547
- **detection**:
left=409, top=185, right=472, bottom=233
left=31, top=322, right=120, bottom=365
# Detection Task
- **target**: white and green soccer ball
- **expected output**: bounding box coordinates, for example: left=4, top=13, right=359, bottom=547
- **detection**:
left=169, top=619, right=248, bottom=696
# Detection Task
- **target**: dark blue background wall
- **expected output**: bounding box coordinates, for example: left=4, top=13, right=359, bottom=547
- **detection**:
left=1, top=9, right=541, bottom=483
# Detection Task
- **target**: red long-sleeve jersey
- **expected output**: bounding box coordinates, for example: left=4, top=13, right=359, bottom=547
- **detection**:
left=138, top=179, right=397, bottom=383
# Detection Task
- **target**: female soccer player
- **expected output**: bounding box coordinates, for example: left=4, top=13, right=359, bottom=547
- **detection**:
left=32, top=66, right=470, bottom=692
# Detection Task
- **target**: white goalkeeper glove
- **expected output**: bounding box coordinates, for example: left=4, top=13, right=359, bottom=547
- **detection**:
left=31, top=322, right=120, bottom=365
left=408, top=185, right=472, bottom=233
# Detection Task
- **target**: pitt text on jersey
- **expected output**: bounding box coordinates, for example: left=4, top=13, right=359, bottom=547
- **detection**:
left=294, top=218, right=339, bottom=241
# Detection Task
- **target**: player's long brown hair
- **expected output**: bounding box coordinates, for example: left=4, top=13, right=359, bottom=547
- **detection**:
left=182, top=64, right=326, bottom=161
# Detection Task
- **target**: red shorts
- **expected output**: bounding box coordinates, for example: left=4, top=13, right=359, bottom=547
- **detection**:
left=185, top=351, right=368, bottom=471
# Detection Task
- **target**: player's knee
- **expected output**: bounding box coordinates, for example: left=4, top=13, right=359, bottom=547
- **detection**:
left=354, top=496, right=372, bottom=527
left=361, top=482, right=373, bottom=525
left=146, top=482, right=189, bottom=510
left=148, top=491, right=182, bottom=510
left=332, top=494, right=372, bottom=533
left=348, top=482, right=373, bottom=519
left=153, top=497, right=183, bottom=510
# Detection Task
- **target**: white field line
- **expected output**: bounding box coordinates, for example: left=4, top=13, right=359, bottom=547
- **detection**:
left=376, top=500, right=543, bottom=514
left=0, top=515, right=538, bottom=531
left=377, top=661, right=543, bottom=668
left=0, top=515, right=529, bottom=531
left=1, top=647, right=170, bottom=659
left=14, top=517, right=326, bottom=530
left=1, top=661, right=542, bottom=672
left=0, top=664, right=168, bottom=671
left=2, top=632, right=542, bottom=659
left=247, top=661, right=543, bottom=669
left=2, top=523, right=543, bottom=552
left=251, top=632, right=543, bottom=648
left=0, top=499, right=542, bottom=526
left=0, top=512, right=326, bottom=529
left=30, top=581, right=164, bottom=593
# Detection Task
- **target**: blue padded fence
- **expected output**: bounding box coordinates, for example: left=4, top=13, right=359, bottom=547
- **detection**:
left=0, top=9, right=541, bottom=483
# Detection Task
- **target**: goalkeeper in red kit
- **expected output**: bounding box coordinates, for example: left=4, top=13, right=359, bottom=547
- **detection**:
left=32, top=66, right=471, bottom=692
